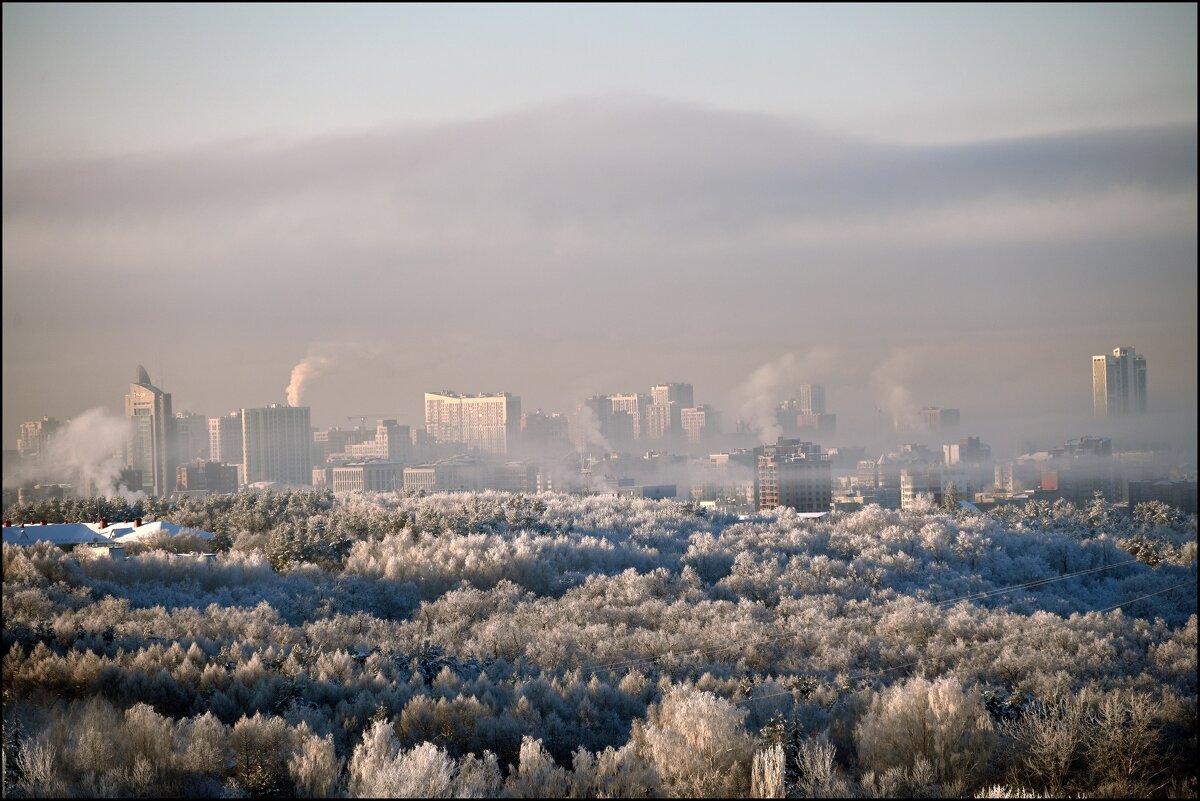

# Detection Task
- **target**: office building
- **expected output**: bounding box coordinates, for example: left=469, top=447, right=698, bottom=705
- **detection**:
left=403, top=458, right=485, bottom=493
left=754, top=438, right=832, bottom=513
left=346, top=420, right=412, bottom=462
left=944, top=436, right=991, bottom=465
left=608, top=393, right=650, bottom=442
left=651, top=383, right=694, bottom=409
left=796, top=384, right=826, bottom=414
left=331, top=461, right=403, bottom=494
left=17, top=417, right=61, bottom=460
left=425, top=391, right=521, bottom=455
left=921, top=407, right=960, bottom=432
left=176, top=462, right=238, bottom=496
left=126, top=365, right=174, bottom=496
left=521, top=410, right=572, bottom=455
left=209, top=412, right=244, bottom=465
left=1127, top=480, right=1197, bottom=515
left=173, top=412, right=211, bottom=464
left=242, top=404, right=312, bottom=486
left=796, top=413, right=837, bottom=437
left=1093, top=346, right=1147, bottom=416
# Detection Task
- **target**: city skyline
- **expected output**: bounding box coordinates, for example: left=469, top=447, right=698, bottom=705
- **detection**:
left=3, top=4, right=1196, bottom=458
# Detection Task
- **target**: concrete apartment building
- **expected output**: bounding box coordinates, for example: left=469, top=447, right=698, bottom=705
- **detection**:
left=242, top=404, right=312, bottom=487
left=1093, top=346, right=1147, bottom=416
left=425, top=391, right=521, bottom=455
left=754, top=438, right=832, bottom=513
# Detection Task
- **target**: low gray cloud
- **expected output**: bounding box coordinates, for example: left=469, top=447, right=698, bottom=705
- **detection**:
left=4, top=96, right=1194, bottom=231
left=2, top=96, right=1196, bottom=452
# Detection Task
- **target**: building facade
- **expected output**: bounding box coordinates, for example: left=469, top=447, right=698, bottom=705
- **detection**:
left=173, top=412, right=211, bottom=464
left=346, top=420, right=412, bottom=462
left=921, top=407, right=960, bottom=432
left=241, top=404, right=312, bottom=486
left=1093, top=346, right=1147, bottom=416
left=208, top=412, right=244, bottom=466
left=754, top=438, right=832, bottom=513
left=681, top=405, right=721, bottom=443
left=425, top=391, right=521, bottom=455
left=17, top=417, right=61, bottom=460
left=126, top=366, right=174, bottom=497
left=331, top=461, right=403, bottom=494
left=796, top=384, right=826, bottom=414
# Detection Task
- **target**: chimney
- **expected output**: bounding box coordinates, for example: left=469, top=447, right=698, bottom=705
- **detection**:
left=40, top=521, right=47, bottom=526
left=134, top=518, right=142, bottom=527
left=99, top=518, right=108, bottom=529
left=3, top=521, right=9, bottom=527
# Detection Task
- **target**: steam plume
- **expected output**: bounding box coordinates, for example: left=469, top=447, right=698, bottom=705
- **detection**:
left=735, top=350, right=834, bottom=444
left=286, top=352, right=335, bottom=407
left=871, top=349, right=920, bottom=432
left=3, top=408, right=145, bottom=500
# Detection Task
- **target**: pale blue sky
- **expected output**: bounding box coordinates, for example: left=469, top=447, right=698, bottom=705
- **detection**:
left=4, top=3, right=1196, bottom=165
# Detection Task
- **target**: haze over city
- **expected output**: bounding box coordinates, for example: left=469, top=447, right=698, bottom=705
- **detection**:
left=3, top=8, right=1198, bottom=800
left=3, top=3, right=1196, bottom=457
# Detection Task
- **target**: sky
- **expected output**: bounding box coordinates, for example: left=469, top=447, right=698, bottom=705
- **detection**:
left=3, top=3, right=1197, bottom=457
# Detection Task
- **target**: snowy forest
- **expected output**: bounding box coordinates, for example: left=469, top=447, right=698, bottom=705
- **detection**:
left=2, top=490, right=1196, bottom=798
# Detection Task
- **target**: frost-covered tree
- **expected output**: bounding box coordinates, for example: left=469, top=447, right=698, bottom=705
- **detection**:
left=855, top=676, right=995, bottom=795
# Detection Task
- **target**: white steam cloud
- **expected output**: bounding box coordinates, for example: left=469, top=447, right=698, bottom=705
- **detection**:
left=285, top=342, right=387, bottom=408
left=735, top=350, right=835, bottom=444
left=3, top=408, right=145, bottom=500
left=871, top=349, right=920, bottom=432
left=286, top=351, right=336, bottom=407
left=571, top=405, right=611, bottom=454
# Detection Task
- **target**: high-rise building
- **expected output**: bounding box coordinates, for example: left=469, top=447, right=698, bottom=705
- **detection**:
left=209, top=412, right=244, bottom=466
left=17, top=417, right=61, bottom=460
left=173, top=412, right=210, bottom=464
left=346, top=419, right=412, bottom=462
left=796, top=384, right=826, bottom=415
left=425, top=391, right=521, bottom=455
left=521, top=410, right=572, bottom=455
left=608, top=393, right=650, bottom=443
left=921, top=407, right=960, bottom=432
left=1092, top=346, right=1147, bottom=416
left=176, top=462, right=239, bottom=496
left=681, top=405, right=721, bottom=443
left=651, top=383, right=694, bottom=409
left=242, top=404, right=312, bottom=486
left=126, top=365, right=174, bottom=496
left=754, top=438, right=831, bottom=513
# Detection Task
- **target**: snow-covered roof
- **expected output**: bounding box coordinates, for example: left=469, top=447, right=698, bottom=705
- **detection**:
left=2, top=520, right=212, bottom=546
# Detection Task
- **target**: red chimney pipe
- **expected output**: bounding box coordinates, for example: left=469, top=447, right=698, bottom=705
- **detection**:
left=3, top=521, right=10, bottom=527
left=40, top=521, right=47, bottom=526
left=99, top=518, right=108, bottom=529
left=135, top=518, right=142, bottom=527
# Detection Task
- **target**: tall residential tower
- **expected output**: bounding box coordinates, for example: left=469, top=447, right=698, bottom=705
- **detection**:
left=425, top=391, right=521, bottom=455
left=1092, top=346, right=1147, bottom=416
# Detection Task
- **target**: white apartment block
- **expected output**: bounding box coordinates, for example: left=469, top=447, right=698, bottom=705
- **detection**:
left=425, top=391, right=521, bottom=455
